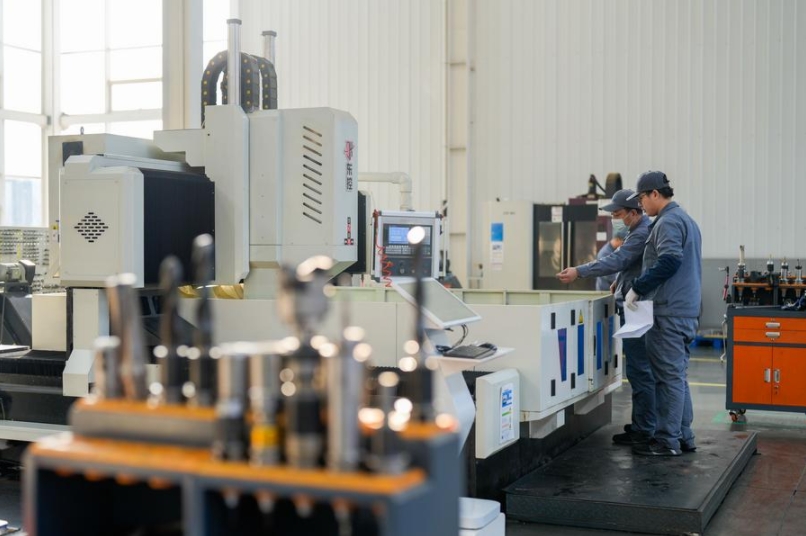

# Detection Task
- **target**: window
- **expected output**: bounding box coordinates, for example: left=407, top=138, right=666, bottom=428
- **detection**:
left=203, top=0, right=230, bottom=72
left=1, top=1, right=44, bottom=226
left=58, top=0, right=163, bottom=138
left=2, top=1, right=234, bottom=227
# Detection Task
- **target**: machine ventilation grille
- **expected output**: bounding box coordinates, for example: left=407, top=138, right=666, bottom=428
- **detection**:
left=302, top=125, right=324, bottom=224
left=74, top=212, right=108, bottom=243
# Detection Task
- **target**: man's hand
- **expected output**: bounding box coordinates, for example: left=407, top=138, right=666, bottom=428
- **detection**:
left=557, top=267, right=579, bottom=283
left=609, top=281, right=617, bottom=294
left=625, top=289, right=639, bottom=310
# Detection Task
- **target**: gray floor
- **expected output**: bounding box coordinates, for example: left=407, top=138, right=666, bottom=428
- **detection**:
left=2, top=345, right=806, bottom=535
left=507, top=345, right=806, bottom=536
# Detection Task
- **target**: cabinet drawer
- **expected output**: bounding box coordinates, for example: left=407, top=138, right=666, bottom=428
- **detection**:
left=733, top=328, right=806, bottom=344
left=734, top=317, right=806, bottom=332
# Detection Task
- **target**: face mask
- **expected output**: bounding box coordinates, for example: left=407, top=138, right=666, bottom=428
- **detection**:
left=611, top=218, right=627, bottom=236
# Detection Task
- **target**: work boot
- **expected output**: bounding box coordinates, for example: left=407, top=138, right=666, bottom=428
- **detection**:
left=680, top=440, right=697, bottom=453
left=612, top=429, right=651, bottom=445
left=632, top=439, right=681, bottom=457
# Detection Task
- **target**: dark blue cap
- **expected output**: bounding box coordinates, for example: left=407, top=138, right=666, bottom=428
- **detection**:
left=627, top=171, right=670, bottom=200
left=601, top=189, right=641, bottom=211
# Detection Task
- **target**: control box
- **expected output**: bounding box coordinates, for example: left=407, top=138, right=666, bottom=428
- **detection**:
left=475, top=368, right=520, bottom=459
left=373, top=210, right=441, bottom=280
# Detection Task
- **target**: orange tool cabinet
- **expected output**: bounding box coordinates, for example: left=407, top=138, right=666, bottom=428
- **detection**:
left=727, top=306, right=806, bottom=420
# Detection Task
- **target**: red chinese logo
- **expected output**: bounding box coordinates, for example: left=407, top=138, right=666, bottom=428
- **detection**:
left=344, top=141, right=355, bottom=161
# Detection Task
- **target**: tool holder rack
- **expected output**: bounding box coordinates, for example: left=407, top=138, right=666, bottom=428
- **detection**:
left=24, top=399, right=461, bottom=536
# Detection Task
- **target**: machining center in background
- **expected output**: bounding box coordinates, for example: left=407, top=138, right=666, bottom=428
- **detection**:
left=482, top=200, right=606, bottom=291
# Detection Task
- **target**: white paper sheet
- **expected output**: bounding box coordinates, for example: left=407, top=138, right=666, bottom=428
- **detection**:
left=614, top=301, right=654, bottom=338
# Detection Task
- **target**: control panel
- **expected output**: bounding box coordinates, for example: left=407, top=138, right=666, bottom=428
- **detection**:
left=373, top=210, right=441, bottom=280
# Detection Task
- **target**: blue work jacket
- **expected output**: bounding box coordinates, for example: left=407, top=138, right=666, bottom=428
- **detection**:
left=632, top=202, right=702, bottom=318
left=577, top=214, right=651, bottom=306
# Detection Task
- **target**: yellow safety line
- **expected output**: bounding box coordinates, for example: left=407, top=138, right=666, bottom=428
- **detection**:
left=621, top=379, right=726, bottom=388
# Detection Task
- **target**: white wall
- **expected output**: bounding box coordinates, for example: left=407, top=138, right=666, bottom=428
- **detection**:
left=472, top=0, right=806, bottom=266
left=215, top=1, right=806, bottom=278
left=236, top=0, right=447, bottom=215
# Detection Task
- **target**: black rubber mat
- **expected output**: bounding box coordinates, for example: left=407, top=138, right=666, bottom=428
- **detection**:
left=505, top=427, right=757, bottom=535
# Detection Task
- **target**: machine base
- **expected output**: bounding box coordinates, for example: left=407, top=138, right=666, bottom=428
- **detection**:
left=505, top=427, right=757, bottom=535
left=464, top=390, right=612, bottom=504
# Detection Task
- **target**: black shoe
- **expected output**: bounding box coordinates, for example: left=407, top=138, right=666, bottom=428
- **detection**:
left=680, top=440, right=697, bottom=453
left=632, top=439, right=681, bottom=456
left=613, top=431, right=650, bottom=445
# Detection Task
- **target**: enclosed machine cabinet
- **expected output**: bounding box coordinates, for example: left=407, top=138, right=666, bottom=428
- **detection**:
left=483, top=201, right=601, bottom=291
left=727, top=306, right=806, bottom=418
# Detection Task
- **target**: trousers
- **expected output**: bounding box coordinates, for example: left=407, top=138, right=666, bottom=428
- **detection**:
left=619, top=310, right=656, bottom=435
left=645, top=315, right=698, bottom=450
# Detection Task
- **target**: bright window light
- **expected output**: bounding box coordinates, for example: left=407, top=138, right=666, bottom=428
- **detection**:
left=60, top=0, right=105, bottom=53
left=61, top=52, right=106, bottom=114
left=110, top=47, right=162, bottom=81
left=203, top=0, right=230, bottom=42
left=2, top=178, right=42, bottom=227
left=203, top=0, right=229, bottom=73
left=109, top=0, right=162, bottom=48
left=111, top=81, right=162, bottom=111
left=2, top=0, right=41, bottom=51
left=4, top=121, right=42, bottom=177
left=3, top=46, right=42, bottom=113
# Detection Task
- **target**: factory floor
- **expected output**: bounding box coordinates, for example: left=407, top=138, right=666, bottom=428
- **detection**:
left=507, top=345, right=806, bottom=536
left=1, top=346, right=805, bottom=535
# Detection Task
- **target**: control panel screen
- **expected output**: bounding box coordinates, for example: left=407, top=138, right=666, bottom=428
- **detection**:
left=373, top=211, right=441, bottom=280
left=382, top=225, right=433, bottom=268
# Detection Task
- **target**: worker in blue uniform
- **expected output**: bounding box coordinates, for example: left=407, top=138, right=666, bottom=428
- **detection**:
left=626, top=171, right=702, bottom=456
left=594, top=226, right=627, bottom=291
left=556, top=189, right=655, bottom=445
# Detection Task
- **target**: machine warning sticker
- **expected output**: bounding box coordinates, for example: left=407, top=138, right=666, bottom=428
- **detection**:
left=500, top=383, right=515, bottom=444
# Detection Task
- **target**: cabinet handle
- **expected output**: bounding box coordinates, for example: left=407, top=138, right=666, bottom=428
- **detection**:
left=774, top=369, right=781, bottom=383
left=764, top=368, right=771, bottom=383
left=766, top=332, right=781, bottom=339
left=766, top=322, right=781, bottom=329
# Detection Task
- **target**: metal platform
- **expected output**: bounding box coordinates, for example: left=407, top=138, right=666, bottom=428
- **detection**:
left=505, top=427, right=757, bottom=535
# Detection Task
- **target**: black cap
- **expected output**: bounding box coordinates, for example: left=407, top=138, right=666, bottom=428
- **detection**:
left=601, top=189, right=641, bottom=211
left=627, top=171, right=670, bottom=200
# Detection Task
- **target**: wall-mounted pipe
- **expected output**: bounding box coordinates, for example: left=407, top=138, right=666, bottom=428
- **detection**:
left=357, top=172, right=413, bottom=211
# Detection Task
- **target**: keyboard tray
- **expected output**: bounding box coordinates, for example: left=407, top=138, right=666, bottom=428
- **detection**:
left=443, top=345, right=496, bottom=359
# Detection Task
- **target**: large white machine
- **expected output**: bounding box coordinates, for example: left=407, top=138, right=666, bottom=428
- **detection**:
left=40, top=21, right=359, bottom=401
left=54, top=107, right=357, bottom=295
left=155, top=105, right=358, bottom=297
left=49, top=18, right=357, bottom=298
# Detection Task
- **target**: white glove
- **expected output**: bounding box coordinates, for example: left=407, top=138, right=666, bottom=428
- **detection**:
left=625, top=289, right=639, bottom=310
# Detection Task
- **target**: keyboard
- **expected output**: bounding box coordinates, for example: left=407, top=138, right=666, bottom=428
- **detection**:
left=443, top=344, right=496, bottom=359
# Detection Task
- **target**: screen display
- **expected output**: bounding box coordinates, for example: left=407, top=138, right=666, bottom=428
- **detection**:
left=393, top=278, right=480, bottom=328
left=387, top=225, right=411, bottom=245
left=385, top=225, right=433, bottom=247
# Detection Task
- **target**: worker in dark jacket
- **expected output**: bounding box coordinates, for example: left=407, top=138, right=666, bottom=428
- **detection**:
left=594, top=226, right=627, bottom=291
left=556, top=189, right=655, bottom=444
left=626, top=171, right=702, bottom=457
